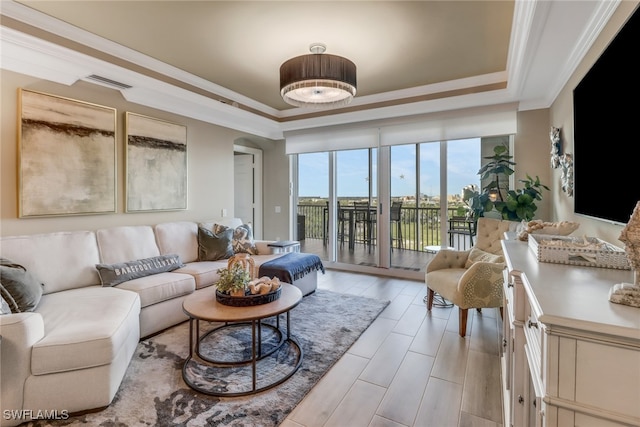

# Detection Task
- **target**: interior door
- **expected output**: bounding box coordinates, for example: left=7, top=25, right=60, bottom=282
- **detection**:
left=234, top=153, right=254, bottom=226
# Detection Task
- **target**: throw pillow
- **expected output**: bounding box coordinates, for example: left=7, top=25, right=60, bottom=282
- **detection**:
left=96, top=254, right=184, bottom=287
left=0, top=258, right=44, bottom=313
left=0, top=295, right=11, bottom=315
left=198, top=225, right=234, bottom=261
left=465, top=247, right=505, bottom=269
left=213, top=223, right=259, bottom=255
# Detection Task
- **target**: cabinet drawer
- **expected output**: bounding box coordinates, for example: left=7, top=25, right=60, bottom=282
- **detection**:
left=503, top=270, right=514, bottom=318
left=524, top=296, right=544, bottom=388
left=508, top=270, right=527, bottom=321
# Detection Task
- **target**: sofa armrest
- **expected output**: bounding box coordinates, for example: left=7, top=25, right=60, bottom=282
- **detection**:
left=1, top=313, right=45, bottom=419
left=426, top=249, right=470, bottom=273
left=254, top=240, right=276, bottom=255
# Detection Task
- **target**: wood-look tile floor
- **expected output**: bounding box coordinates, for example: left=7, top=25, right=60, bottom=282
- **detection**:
left=282, top=269, right=504, bottom=427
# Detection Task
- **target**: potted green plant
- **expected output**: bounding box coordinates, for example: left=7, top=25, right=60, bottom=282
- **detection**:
left=462, top=144, right=549, bottom=222
left=493, top=174, right=549, bottom=221
left=215, top=263, right=250, bottom=296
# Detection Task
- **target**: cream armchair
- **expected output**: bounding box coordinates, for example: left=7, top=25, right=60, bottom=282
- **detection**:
left=425, top=217, right=515, bottom=337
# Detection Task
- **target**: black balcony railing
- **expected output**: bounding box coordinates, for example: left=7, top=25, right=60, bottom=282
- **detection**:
left=296, top=203, right=461, bottom=252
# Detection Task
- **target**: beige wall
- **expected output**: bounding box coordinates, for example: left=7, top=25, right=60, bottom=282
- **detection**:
left=550, top=1, right=639, bottom=245
left=0, top=69, right=274, bottom=237
left=478, top=113, right=551, bottom=222
left=514, top=109, right=551, bottom=222
left=261, top=139, right=291, bottom=241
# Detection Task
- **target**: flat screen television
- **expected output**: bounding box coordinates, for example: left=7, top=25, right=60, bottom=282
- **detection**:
left=572, top=6, right=640, bottom=225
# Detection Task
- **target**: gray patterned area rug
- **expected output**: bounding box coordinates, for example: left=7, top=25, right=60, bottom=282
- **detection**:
left=27, top=289, right=388, bottom=427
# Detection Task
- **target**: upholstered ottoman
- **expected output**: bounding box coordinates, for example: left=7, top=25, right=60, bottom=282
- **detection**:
left=258, top=253, right=324, bottom=296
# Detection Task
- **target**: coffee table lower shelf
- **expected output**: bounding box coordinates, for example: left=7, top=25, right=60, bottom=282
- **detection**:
left=182, top=317, right=302, bottom=397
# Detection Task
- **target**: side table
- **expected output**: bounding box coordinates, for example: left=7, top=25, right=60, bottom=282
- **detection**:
left=268, top=240, right=301, bottom=253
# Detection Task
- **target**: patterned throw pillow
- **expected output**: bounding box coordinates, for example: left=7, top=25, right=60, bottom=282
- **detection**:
left=96, top=254, right=185, bottom=287
left=0, top=258, right=44, bottom=313
left=464, top=247, right=505, bottom=269
left=197, top=225, right=234, bottom=261
left=213, top=223, right=259, bottom=255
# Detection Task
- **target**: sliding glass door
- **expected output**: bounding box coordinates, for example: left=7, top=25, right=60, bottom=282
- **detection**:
left=336, top=148, right=377, bottom=267
left=294, top=135, right=509, bottom=279
left=297, top=152, right=329, bottom=261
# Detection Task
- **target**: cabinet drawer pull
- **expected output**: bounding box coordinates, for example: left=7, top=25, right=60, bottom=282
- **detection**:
left=528, top=320, right=539, bottom=329
left=507, top=282, right=514, bottom=288
left=518, top=395, right=524, bottom=404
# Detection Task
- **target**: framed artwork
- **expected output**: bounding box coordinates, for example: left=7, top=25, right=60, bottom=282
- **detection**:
left=18, top=88, right=117, bottom=217
left=125, top=112, right=187, bottom=212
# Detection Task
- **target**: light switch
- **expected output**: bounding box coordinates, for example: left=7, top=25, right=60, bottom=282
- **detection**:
left=275, top=206, right=281, bottom=213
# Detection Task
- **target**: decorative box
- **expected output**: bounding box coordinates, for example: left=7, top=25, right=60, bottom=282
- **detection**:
left=528, top=234, right=630, bottom=270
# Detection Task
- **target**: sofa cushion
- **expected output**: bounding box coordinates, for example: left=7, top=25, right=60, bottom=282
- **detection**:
left=213, top=223, right=259, bottom=255
left=0, top=258, right=44, bottom=313
left=154, top=221, right=198, bottom=263
left=114, top=272, right=195, bottom=308
left=96, top=225, right=160, bottom=264
left=464, top=247, right=505, bottom=268
left=96, top=254, right=185, bottom=287
left=198, top=226, right=233, bottom=261
left=31, top=286, right=140, bottom=376
left=175, top=260, right=227, bottom=289
left=0, top=231, right=101, bottom=294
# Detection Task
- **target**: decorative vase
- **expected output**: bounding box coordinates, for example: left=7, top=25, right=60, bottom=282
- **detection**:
left=228, top=253, right=255, bottom=279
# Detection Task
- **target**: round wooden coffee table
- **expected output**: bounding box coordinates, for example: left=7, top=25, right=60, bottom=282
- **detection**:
left=182, top=283, right=303, bottom=396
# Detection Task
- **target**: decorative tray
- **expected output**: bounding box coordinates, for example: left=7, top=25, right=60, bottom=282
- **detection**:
left=215, top=286, right=282, bottom=307
left=528, top=234, right=630, bottom=270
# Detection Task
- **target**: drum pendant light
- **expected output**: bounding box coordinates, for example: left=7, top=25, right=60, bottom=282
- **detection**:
left=280, top=43, right=357, bottom=108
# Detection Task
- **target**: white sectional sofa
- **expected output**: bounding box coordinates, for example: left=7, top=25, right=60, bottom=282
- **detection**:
left=0, top=218, right=318, bottom=426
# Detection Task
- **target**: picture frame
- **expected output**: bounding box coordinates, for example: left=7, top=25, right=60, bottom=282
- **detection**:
left=18, top=88, right=117, bottom=217
left=125, top=112, right=188, bottom=212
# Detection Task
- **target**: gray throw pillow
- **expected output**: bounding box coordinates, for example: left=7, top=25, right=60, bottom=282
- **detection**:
left=0, top=258, right=44, bottom=313
left=198, top=226, right=234, bottom=261
left=213, top=223, right=259, bottom=255
left=96, top=254, right=184, bottom=287
left=0, top=295, right=11, bottom=315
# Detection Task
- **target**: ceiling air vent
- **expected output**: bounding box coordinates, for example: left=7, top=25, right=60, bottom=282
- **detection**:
left=85, top=74, right=132, bottom=90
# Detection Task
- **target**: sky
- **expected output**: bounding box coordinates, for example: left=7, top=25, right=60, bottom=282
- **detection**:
left=298, top=138, right=481, bottom=199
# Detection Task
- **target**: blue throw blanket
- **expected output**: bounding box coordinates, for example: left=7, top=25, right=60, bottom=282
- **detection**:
left=258, top=253, right=325, bottom=284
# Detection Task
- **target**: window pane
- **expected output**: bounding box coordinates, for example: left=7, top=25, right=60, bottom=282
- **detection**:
left=447, top=138, right=481, bottom=215
left=299, top=152, right=328, bottom=198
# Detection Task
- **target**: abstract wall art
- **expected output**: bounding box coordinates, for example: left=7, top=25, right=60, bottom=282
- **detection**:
left=125, top=112, right=188, bottom=212
left=18, top=89, right=117, bottom=217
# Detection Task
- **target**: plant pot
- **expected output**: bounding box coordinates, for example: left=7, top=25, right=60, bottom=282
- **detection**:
left=483, top=209, right=502, bottom=219
left=230, top=289, right=245, bottom=297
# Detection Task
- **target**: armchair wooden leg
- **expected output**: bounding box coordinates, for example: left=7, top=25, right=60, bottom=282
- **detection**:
left=426, top=288, right=435, bottom=311
left=459, top=308, right=468, bottom=337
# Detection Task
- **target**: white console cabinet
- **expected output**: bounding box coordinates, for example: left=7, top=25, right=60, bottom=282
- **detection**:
left=501, top=239, right=640, bottom=427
